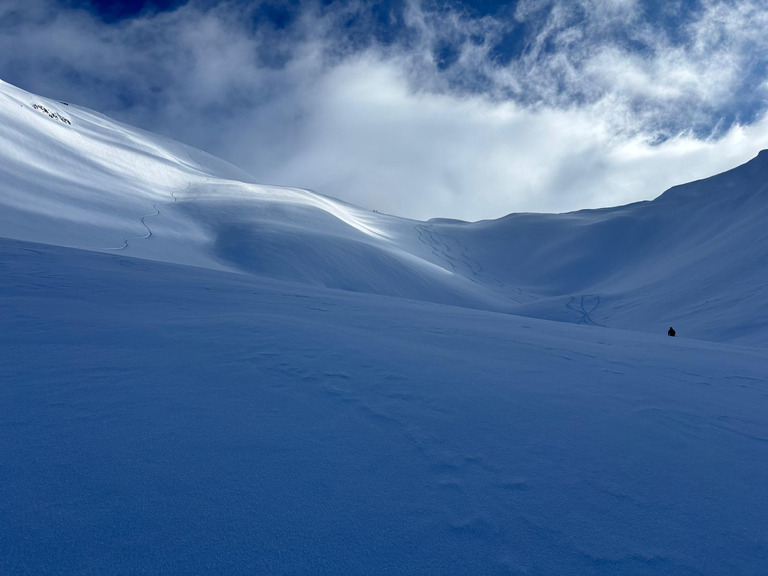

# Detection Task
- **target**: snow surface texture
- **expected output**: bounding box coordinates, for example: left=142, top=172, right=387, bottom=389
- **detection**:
left=2, top=79, right=768, bottom=574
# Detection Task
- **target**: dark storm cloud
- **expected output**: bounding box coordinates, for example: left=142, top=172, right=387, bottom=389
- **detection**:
left=1, top=0, right=768, bottom=220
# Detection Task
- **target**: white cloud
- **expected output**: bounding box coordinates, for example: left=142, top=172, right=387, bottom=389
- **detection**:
left=253, top=53, right=768, bottom=220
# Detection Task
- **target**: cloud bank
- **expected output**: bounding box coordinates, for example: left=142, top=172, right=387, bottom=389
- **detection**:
left=2, top=0, right=768, bottom=220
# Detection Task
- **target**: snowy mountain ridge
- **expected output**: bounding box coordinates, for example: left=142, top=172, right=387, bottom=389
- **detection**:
left=2, top=78, right=767, bottom=344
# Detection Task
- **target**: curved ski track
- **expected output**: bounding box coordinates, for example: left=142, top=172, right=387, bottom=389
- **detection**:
left=105, top=184, right=188, bottom=251
left=414, top=224, right=504, bottom=288
left=567, top=295, right=604, bottom=327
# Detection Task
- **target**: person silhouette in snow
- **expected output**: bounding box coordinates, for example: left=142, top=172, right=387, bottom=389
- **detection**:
left=668, top=327, right=676, bottom=337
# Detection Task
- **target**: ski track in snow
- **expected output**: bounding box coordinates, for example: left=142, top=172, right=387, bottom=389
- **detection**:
left=105, top=184, right=187, bottom=251
left=414, top=223, right=507, bottom=290
left=567, top=295, right=604, bottom=327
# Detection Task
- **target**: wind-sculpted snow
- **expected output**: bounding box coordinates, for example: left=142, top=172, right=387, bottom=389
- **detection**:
left=2, top=78, right=768, bottom=343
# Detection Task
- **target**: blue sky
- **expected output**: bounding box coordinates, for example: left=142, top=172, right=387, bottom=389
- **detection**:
left=2, top=0, right=768, bottom=220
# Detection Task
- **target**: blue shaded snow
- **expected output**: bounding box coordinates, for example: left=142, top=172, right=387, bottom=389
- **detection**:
left=2, top=238, right=767, bottom=575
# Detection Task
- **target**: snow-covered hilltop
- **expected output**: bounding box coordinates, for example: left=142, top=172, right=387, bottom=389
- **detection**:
left=2, top=79, right=767, bottom=344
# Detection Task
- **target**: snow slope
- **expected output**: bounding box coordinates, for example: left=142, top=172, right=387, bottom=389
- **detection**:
left=2, top=80, right=768, bottom=574
left=0, top=79, right=512, bottom=312
left=437, top=152, right=768, bottom=344
left=2, top=78, right=768, bottom=343
left=2, top=237, right=768, bottom=575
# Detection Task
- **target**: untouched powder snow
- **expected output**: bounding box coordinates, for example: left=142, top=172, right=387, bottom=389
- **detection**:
left=2, top=79, right=768, bottom=574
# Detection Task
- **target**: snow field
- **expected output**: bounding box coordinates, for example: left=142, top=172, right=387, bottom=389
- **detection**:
left=2, top=238, right=768, bottom=574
